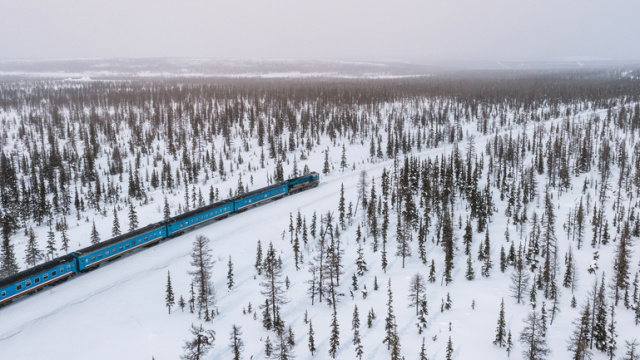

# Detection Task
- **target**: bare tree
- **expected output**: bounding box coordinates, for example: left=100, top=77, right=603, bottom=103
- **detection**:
left=189, top=235, right=216, bottom=321
left=181, top=323, right=215, bottom=360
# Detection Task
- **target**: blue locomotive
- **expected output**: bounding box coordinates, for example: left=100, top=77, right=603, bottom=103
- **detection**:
left=0, top=172, right=319, bottom=307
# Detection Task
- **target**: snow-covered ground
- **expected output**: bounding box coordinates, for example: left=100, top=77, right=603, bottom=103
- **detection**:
left=1, top=87, right=639, bottom=360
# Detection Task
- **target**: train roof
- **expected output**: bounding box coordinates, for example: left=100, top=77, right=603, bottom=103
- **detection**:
left=232, top=182, right=287, bottom=201
left=168, top=199, right=234, bottom=223
left=286, top=172, right=319, bottom=183
left=72, top=222, right=166, bottom=256
left=0, top=254, right=77, bottom=288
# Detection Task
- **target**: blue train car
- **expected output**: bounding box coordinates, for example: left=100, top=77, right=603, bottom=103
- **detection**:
left=233, top=183, right=288, bottom=212
left=72, top=222, right=166, bottom=271
left=0, top=254, right=77, bottom=306
left=165, top=199, right=234, bottom=237
left=285, top=172, right=320, bottom=193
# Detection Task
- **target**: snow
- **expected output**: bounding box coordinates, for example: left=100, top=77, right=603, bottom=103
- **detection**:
left=1, top=87, right=639, bottom=360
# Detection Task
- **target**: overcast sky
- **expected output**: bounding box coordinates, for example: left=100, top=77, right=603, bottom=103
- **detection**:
left=1, top=0, right=639, bottom=62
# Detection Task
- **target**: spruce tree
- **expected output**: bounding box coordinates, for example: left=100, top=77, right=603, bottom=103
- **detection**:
left=564, top=247, right=575, bottom=289
left=323, top=149, right=330, bottom=175
left=500, top=245, right=507, bottom=273
left=594, top=273, right=608, bottom=352
left=568, top=300, right=592, bottom=360
left=308, top=320, right=316, bottom=356
left=128, top=202, right=138, bottom=232
left=506, top=330, right=513, bottom=357
left=338, top=183, right=345, bottom=229
left=0, top=215, right=20, bottom=278
left=352, top=305, right=363, bottom=360
left=262, top=299, right=272, bottom=330
left=463, top=218, right=473, bottom=256
left=494, top=298, right=506, bottom=347
left=428, top=259, right=436, bottom=283
left=446, top=336, right=454, bottom=360
left=606, top=304, right=617, bottom=360
left=264, top=336, right=273, bottom=357
left=329, top=309, right=340, bottom=359
left=613, top=221, right=632, bottom=305
left=367, top=308, right=375, bottom=328
left=481, top=228, right=492, bottom=277
left=355, top=244, right=367, bottom=276
left=90, top=219, right=100, bottom=244
left=419, top=337, right=428, bottom=360
left=466, top=255, right=475, bottom=280
left=228, top=325, right=244, bottom=360
left=227, top=256, right=234, bottom=290
left=112, top=207, right=121, bottom=237
left=46, top=220, right=56, bottom=260
left=416, top=299, right=428, bottom=334
left=60, top=217, right=69, bottom=253
left=255, top=239, right=263, bottom=275
left=443, top=209, right=454, bottom=284
left=166, top=270, right=175, bottom=314
left=24, top=227, right=43, bottom=267
left=163, top=196, right=171, bottom=220
left=383, top=279, right=396, bottom=350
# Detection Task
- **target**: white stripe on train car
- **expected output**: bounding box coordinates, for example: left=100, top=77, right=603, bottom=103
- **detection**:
left=83, top=235, right=163, bottom=269
left=170, top=209, right=231, bottom=234
left=237, top=192, right=286, bottom=210
left=0, top=271, right=75, bottom=304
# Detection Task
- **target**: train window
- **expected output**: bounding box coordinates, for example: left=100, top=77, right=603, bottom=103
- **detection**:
left=1, top=291, right=5, bottom=297
left=98, top=253, right=103, bottom=259
left=67, top=265, right=70, bottom=270
left=180, top=223, right=184, bottom=227
left=91, top=256, right=96, bottom=261
left=52, top=271, right=57, bottom=276
left=119, top=246, right=123, bottom=250
left=26, top=281, right=31, bottom=287
left=138, top=239, right=141, bottom=244
left=60, top=267, right=64, bottom=273
left=43, top=274, right=49, bottom=280
left=144, top=236, right=148, bottom=240
left=106, top=251, right=110, bottom=256
left=72, top=263, right=75, bottom=268
left=126, top=244, right=130, bottom=248
left=16, top=285, right=22, bottom=291
left=34, top=278, right=40, bottom=284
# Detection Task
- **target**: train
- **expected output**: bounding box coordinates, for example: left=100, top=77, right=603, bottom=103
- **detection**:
left=0, top=172, right=320, bottom=307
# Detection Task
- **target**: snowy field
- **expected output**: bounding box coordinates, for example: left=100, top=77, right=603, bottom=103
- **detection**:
left=1, top=82, right=640, bottom=360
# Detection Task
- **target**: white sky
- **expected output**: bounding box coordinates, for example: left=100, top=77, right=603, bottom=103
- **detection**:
left=1, top=0, right=639, bottom=61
